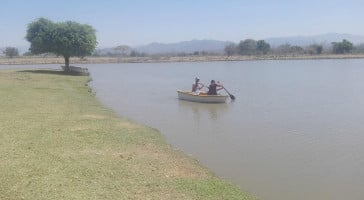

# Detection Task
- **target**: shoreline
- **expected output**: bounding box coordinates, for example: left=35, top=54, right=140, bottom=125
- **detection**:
left=1, top=54, right=364, bottom=65
left=0, top=69, right=257, bottom=199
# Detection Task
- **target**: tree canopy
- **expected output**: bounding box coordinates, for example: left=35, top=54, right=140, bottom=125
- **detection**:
left=307, top=44, right=323, bottom=55
left=224, top=43, right=237, bottom=56
left=238, top=39, right=257, bottom=55
left=332, top=39, right=353, bottom=54
left=3, top=47, right=19, bottom=58
left=256, top=40, right=271, bottom=54
left=26, top=18, right=97, bottom=71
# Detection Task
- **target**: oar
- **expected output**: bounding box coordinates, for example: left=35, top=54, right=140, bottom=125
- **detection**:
left=223, top=87, right=236, bottom=100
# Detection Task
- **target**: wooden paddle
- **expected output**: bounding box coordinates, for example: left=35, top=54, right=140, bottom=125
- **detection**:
left=223, top=87, right=236, bottom=100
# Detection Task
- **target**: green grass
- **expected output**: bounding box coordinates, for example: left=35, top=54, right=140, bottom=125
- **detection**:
left=0, top=69, right=257, bottom=200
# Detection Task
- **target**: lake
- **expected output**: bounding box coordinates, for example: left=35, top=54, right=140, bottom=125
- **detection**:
left=2, top=59, right=364, bottom=200
left=87, top=59, right=364, bottom=200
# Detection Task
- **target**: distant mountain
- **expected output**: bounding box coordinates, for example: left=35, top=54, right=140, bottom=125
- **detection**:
left=134, top=40, right=233, bottom=54
left=132, top=34, right=364, bottom=54
left=94, top=33, right=364, bottom=56
left=265, top=33, right=364, bottom=47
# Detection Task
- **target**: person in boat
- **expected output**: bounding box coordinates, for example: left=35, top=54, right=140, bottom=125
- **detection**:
left=192, top=77, right=204, bottom=94
left=207, top=80, right=223, bottom=95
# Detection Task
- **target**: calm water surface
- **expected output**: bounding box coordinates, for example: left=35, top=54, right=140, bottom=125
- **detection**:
left=86, top=60, right=364, bottom=200
left=3, top=60, right=363, bottom=200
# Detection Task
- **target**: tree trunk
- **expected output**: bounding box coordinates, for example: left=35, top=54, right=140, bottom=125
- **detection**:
left=64, top=56, right=70, bottom=72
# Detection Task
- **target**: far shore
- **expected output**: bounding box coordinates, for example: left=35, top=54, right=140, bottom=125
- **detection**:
left=1, top=54, right=364, bottom=65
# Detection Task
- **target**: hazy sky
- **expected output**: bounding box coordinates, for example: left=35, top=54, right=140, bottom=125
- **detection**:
left=1, top=0, right=363, bottom=47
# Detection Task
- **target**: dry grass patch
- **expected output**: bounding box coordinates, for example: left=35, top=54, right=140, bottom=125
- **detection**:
left=81, top=114, right=111, bottom=119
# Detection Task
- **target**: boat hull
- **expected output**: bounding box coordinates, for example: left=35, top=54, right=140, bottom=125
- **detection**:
left=177, top=90, right=228, bottom=103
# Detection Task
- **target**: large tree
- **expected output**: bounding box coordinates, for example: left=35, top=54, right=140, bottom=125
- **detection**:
left=26, top=18, right=97, bottom=71
left=332, top=39, right=353, bottom=54
left=3, top=47, right=19, bottom=58
left=238, top=39, right=257, bottom=55
left=256, top=40, right=270, bottom=54
left=307, top=44, right=323, bottom=55
left=224, top=43, right=237, bottom=56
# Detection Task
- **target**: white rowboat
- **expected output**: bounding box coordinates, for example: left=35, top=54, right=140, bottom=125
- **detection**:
left=177, top=90, right=228, bottom=103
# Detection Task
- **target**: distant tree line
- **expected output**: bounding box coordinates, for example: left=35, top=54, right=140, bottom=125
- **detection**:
left=3, top=38, right=363, bottom=59
left=92, top=46, right=219, bottom=58
left=224, top=39, right=358, bottom=56
left=99, top=39, right=356, bottom=58
left=224, top=39, right=271, bottom=56
left=92, top=45, right=148, bottom=57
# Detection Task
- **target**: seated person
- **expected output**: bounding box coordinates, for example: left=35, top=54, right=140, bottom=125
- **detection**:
left=192, top=77, right=204, bottom=94
left=207, top=80, right=223, bottom=95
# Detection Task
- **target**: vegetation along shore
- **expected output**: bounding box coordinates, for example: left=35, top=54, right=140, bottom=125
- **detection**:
left=1, top=53, right=364, bottom=65
left=0, top=69, right=256, bottom=200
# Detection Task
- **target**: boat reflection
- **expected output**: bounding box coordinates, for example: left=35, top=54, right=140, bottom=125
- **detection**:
left=177, top=100, right=229, bottom=121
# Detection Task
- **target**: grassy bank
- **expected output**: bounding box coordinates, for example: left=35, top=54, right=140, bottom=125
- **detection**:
left=1, top=53, right=364, bottom=65
left=0, top=70, right=256, bottom=200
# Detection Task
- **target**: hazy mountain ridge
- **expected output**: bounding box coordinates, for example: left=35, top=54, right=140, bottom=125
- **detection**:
left=134, top=40, right=233, bottom=54
left=265, top=33, right=364, bottom=47
left=130, top=33, right=364, bottom=54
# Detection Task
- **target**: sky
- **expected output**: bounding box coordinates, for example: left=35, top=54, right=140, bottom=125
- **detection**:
left=1, top=0, right=364, bottom=48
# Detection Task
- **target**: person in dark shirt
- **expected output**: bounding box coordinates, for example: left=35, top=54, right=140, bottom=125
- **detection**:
left=207, top=80, right=223, bottom=95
